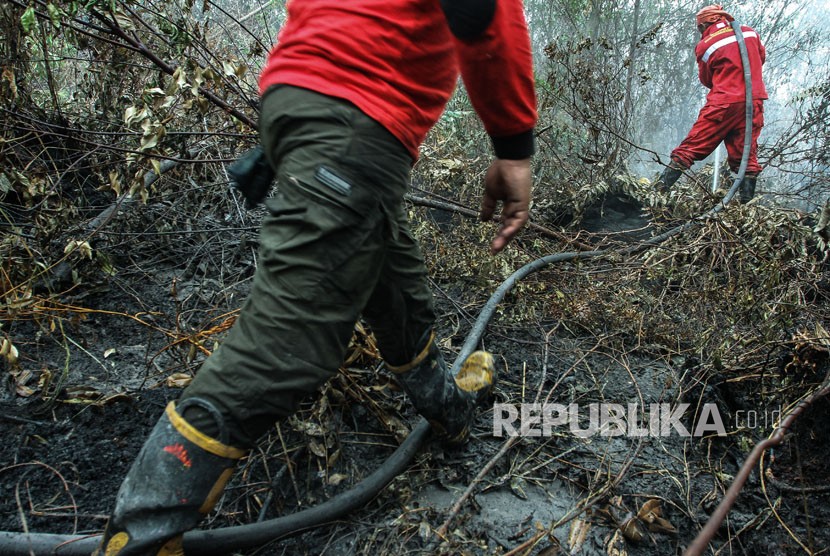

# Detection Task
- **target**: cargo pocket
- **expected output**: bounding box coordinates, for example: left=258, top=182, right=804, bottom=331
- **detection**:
left=260, top=171, right=383, bottom=304
left=702, top=103, right=729, bottom=123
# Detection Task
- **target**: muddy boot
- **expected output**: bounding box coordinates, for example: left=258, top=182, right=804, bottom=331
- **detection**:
left=96, top=398, right=247, bottom=556
left=387, top=331, right=495, bottom=446
left=655, top=162, right=685, bottom=192
left=738, top=174, right=757, bottom=203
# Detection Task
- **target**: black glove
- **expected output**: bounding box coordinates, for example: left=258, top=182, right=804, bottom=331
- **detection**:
left=227, top=146, right=275, bottom=209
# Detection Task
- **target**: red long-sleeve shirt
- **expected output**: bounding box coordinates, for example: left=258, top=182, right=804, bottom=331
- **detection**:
left=258, top=0, right=538, bottom=160
left=696, top=20, right=768, bottom=103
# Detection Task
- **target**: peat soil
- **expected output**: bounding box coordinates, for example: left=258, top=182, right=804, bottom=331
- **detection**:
left=2, top=204, right=830, bottom=555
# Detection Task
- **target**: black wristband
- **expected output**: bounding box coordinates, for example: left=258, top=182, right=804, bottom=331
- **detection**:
left=491, top=129, right=535, bottom=159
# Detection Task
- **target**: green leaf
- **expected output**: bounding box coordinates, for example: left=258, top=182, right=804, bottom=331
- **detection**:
left=21, top=6, right=36, bottom=34
left=47, top=3, right=62, bottom=27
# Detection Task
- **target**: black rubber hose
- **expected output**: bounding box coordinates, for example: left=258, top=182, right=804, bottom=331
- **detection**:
left=682, top=20, right=754, bottom=556
left=722, top=20, right=754, bottom=205
left=0, top=22, right=757, bottom=556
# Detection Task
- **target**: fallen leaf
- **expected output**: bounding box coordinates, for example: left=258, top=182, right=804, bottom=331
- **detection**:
left=1, top=338, right=18, bottom=363
left=16, top=383, right=36, bottom=397
left=327, top=448, right=341, bottom=467
left=418, top=520, right=431, bottom=541
left=605, top=529, right=628, bottom=556
left=620, top=515, right=646, bottom=543
left=308, top=439, right=327, bottom=458
left=327, top=473, right=348, bottom=486
left=510, top=476, right=528, bottom=500
left=568, top=517, right=591, bottom=554
left=64, top=385, right=103, bottom=402
left=64, top=239, right=93, bottom=259
left=637, top=499, right=661, bottom=523
left=636, top=499, right=676, bottom=534
left=166, top=373, right=192, bottom=388
left=649, top=516, right=677, bottom=534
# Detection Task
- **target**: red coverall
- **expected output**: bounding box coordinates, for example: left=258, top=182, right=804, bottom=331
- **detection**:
left=258, top=0, right=537, bottom=161
left=671, top=20, right=768, bottom=175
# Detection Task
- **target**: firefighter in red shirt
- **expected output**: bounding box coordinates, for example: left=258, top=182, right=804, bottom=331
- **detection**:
left=97, top=0, right=537, bottom=554
left=657, top=4, right=767, bottom=202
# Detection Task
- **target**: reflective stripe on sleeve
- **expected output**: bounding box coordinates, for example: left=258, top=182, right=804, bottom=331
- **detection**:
left=702, top=31, right=758, bottom=63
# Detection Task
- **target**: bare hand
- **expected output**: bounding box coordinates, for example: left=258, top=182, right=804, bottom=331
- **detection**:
left=479, top=158, right=532, bottom=254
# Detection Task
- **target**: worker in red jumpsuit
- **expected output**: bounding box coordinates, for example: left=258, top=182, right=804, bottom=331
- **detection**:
left=96, top=0, right=537, bottom=554
left=657, top=4, right=767, bottom=202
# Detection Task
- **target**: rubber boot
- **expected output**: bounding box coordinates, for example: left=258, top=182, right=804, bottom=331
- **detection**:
left=96, top=398, right=247, bottom=556
left=739, top=174, right=757, bottom=203
left=655, top=162, right=684, bottom=192
left=387, top=331, right=495, bottom=446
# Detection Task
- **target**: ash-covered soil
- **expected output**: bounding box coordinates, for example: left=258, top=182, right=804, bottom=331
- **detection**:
left=3, top=282, right=829, bottom=555
left=2, top=198, right=830, bottom=555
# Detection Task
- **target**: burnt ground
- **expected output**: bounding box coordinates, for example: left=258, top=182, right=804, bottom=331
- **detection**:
left=2, top=196, right=830, bottom=556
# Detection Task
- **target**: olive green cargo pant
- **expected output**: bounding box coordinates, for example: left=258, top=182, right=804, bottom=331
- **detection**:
left=182, top=86, right=435, bottom=447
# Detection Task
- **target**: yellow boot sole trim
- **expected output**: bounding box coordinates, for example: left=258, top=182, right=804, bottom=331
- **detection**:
left=199, top=467, right=235, bottom=513
left=455, top=351, right=495, bottom=393
left=166, top=402, right=247, bottom=459
left=387, top=330, right=435, bottom=374
left=158, top=536, right=185, bottom=556
left=103, top=532, right=129, bottom=556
